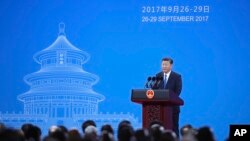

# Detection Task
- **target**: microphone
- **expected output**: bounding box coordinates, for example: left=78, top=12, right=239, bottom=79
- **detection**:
left=152, top=76, right=159, bottom=89
left=145, top=77, right=152, bottom=88
left=150, top=77, right=156, bottom=88
left=156, top=76, right=163, bottom=89
left=152, top=76, right=163, bottom=89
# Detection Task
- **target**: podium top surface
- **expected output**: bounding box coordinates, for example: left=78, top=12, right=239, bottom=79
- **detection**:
left=131, top=89, right=184, bottom=106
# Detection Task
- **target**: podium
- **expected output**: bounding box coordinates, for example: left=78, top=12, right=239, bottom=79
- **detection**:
left=131, top=89, right=184, bottom=129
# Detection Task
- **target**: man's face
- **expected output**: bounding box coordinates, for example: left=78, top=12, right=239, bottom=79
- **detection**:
left=161, top=60, right=172, bottom=73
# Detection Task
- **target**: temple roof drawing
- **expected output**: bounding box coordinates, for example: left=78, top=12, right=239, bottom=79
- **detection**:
left=0, top=22, right=140, bottom=133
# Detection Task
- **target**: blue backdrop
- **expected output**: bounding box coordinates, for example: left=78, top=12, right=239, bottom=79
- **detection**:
left=0, top=0, right=250, bottom=140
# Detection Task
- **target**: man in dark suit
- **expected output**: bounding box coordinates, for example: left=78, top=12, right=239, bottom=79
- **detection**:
left=156, top=57, right=182, bottom=137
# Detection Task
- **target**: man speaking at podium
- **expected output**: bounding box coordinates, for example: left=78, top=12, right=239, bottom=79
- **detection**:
left=156, top=57, right=182, bottom=137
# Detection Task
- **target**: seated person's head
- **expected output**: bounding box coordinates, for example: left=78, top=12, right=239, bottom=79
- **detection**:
left=81, top=120, right=96, bottom=134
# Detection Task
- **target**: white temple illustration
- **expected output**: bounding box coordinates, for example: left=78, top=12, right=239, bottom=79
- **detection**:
left=0, top=23, right=139, bottom=133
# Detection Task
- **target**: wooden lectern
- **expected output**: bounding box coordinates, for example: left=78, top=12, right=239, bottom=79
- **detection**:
left=131, top=89, right=184, bottom=129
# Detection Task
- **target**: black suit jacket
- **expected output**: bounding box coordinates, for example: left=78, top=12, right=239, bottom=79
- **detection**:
left=156, top=71, right=182, bottom=112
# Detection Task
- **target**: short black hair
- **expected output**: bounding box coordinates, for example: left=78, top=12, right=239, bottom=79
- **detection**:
left=101, top=124, right=114, bottom=135
left=162, top=57, right=173, bottom=64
